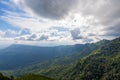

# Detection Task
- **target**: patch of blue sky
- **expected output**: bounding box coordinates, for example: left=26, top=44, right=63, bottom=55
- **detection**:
left=0, top=0, right=13, bottom=15
left=0, top=0, right=23, bottom=31
left=0, top=0, right=25, bottom=16
left=0, top=18, right=20, bottom=31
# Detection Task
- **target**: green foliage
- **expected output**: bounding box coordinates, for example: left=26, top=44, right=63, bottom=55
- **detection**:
left=15, top=74, right=54, bottom=80
left=14, top=42, right=104, bottom=79
left=0, top=73, right=11, bottom=80
left=0, top=72, right=54, bottom=80
left=62, top=37, right=120, bottom=80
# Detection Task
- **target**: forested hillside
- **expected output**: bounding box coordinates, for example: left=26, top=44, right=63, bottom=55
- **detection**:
left=62, top=37, right=120, bottom=80
left=0, top=73, right=11, bottom=80
left=13, top=40, right=110, bottom=79
left=15, top=74, right=54, bottom=80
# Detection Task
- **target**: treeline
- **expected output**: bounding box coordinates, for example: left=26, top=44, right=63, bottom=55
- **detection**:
left=62, top=37, right=120, bottom=80
left=0, top=73, right=54, bottom=80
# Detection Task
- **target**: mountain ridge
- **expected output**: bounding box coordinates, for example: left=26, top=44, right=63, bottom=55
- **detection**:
left=62, top=37, right=120, bottom=80
left=0, top=42, right=104, bottom=70
left=11, top=39, right=111, bottom=79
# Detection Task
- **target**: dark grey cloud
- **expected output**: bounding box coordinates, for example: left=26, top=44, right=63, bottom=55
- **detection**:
left=78, top=0, right=120, bottom=25
left=70, top=28, right=94, bottom=42
left=39, top=34, right=48, bottom=41
left=27, top=34, right=37, bottom=41
left=104, top=23, right=120, bottom=37
left=24, top=0, right=78, bottom=20
left=70, top=28, right=82, bottom=40
left=82, top=38, right=94, bottom=43
left=77, top=0, right=120, bottom=38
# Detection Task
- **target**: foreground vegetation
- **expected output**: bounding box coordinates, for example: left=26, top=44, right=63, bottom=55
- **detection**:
left=0, top=73, right=54, bottom=80
left=0, top=73, right=11, bottom=80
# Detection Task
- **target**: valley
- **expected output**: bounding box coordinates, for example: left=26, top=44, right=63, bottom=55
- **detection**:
left=0, top=37, right=120, bottom=80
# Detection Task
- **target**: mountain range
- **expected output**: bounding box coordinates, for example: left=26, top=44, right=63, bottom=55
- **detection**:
left=0, top=37, right=120, bottom=80
left=0, top=44, right=92, bottom=69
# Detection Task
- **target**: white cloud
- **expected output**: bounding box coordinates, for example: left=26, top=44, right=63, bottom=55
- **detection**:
left=3, top=29, right=19, bottom=38
left=0, top=0, right=120, bottom=45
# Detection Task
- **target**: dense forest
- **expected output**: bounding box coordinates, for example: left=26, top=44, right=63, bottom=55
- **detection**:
left=62, top=37, right=120, bottom=80
left=0, top=37, right=120, bottom=80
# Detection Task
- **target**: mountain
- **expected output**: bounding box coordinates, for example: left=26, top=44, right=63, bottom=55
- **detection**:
left=62, top=37, right=120, bottom=80
left=0, top=43, right=102, bottom=70
left=0, top=39, right=111, bottom=80
left=13, top=40, right=110, bottom=79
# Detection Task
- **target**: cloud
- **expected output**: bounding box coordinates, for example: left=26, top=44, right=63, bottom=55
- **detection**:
left=20, top=28, right=31, bottom=35
left=0, top=29, right=31, bottom=41
left=77, top=0, right=120, bottom=24
left=39, top=34, right=48, bottom=41
left=22, top=0, right=78, bottom=20
left=70, top=28, right=82, bottom=40
left=13, top=0, right=120, bottom=37
left=13, top=0, right=120, bottom=24
left=77, top=0, right=120, bottom=37
left=1, top=0, right=120, bottom=45
left=0, top=30, right=4, bottom=38
left=104, top=23, right=120, bottom=37
left=24, top=34, right=48, bottom=41
left=49, top=26, right=69, bottom=32
left=3, top=30, right=19, bottom=38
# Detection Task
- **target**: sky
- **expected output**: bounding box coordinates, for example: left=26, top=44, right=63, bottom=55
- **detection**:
left=0, top=0, right=120, bottom=46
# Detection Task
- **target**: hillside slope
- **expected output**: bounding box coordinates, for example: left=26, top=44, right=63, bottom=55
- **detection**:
left=14, top=40, right=109, bottom=79
left=62, top=37, right=120, bottom=80
left=0, top=73, right=11, bottom=80
left=0, top=72, right=54, bottom=80
left=15, top=74, right=54, bottom=80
